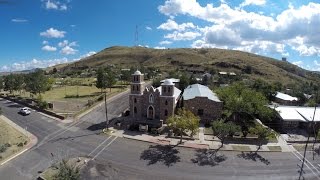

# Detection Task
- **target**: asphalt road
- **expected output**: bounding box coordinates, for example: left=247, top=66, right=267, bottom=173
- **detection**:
left=0, top=92, right=320, bottom=180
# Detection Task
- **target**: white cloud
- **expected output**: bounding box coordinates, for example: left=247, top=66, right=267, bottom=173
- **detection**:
left=146, top=26, right=152, bottom=30
left=11, top=18, right=28, bottom=23
left=164, top=31, right=201, bottom=41
left=80, top=51, right=96, bottom=58
left=158, top=1, right=320, bottom=57
left=61, top=46, right=77, bottom=55
left=154, top=46, right=166, bottom=49
left=60, top=4, right=67, bottom=10
left=157, top=19, right=195, bottom=31
left=40, top=28, right=66, bottom=38
left=58, top=40, right=77, bottom=48
left=292, top=61, right=303, bottom=66
left=0, top=51, right=95, bottom=72
left=42, top=40, right=49, bottom=45
left=239, top=0, right=266, bottom=8
left=159, top=40, right=172, bottom=45
left=44, top=0, right=68, bottom=11
left=41, top=45, right=57, bottom=52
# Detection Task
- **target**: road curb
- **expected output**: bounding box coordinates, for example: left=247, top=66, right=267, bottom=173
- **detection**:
left=76, top=89, right=130, bottom=120
left=122, top=135, right=287, bottom=152
left=0, top=115, right=38, bottom=166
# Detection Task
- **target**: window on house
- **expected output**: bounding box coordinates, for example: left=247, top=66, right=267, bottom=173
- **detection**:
left=134, top=98, right=137, bottom=103
left=168, top=87, right=171, bottom=93
left=197, top=109, right=204, bottom=116
left=165, top=109, right=168, bottom=116
left=163, top=86, right=166, bottom=92
left=165, top=100, right=168, bottom=105
left=149, top=94, right=154, bottom=103
left=134, top=107, right=137, bottom=114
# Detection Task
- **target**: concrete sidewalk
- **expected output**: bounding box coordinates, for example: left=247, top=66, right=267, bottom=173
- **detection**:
left=110, top=127, right=293, bottom=152
left=0, top=115, right=38, bottom=166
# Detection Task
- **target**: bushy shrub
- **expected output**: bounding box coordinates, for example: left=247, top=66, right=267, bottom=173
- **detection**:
left=0, top=143, right=10, bottom=153
left=38, top=100, right=49, bottom=109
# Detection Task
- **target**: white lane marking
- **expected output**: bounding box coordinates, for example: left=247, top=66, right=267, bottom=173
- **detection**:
left=1, top=148, right=28, bottom=166
left=294, top=150, right=320, bottom=174
left=88, top=136, right=112, bottom=157
left=291, top=150, right=320, bottom=179
left=92, top=136, right=118, bottom=160
left=291, top=151, right=318, bottom=178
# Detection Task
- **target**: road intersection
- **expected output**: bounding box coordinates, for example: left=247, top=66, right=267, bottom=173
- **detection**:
left=0, top=92, right=320, bottom=179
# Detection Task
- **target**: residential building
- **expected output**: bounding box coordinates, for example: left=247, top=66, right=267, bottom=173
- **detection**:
left=273, top=106, right=320, bottom=132
left=275, top=92, right=298, bottom=106
left=182, top=84, right=223, bottom=124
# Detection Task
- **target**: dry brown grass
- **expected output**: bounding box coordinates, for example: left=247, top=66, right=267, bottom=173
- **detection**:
left=0, top=117, right=28, bottom=162
left=57, top=46, right=320, bottom=86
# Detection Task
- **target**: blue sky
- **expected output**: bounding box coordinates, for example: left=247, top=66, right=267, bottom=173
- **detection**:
left=1, top=0, right=320, bottom=72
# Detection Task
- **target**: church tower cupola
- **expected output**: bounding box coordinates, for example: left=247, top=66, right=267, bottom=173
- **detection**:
left=131, top=70, right=144, bottom=94
left=161, top=79, right=174, bottom=96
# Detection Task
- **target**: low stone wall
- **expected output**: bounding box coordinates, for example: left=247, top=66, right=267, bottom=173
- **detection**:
left=0, top=96, right=65, bottom=120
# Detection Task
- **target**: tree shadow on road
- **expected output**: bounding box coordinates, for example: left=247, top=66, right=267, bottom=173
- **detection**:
left=87, top=121, right=107, bottom=131
left=237, top=152, right=270, bottom=165
left=191, top=148, right=227, bottom=166
left=140, top=145, right=180, bottom=167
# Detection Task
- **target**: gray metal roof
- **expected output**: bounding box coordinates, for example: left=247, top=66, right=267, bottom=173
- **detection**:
left=183, top=84, right=221, bottom=102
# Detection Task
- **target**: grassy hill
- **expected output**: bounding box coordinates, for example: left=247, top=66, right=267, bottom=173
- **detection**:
left=54, top=46, right=320, bottom=86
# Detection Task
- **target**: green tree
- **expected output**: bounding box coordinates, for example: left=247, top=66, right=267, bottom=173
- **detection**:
left=250, top=79, right=276, bottom=102
left=179, top=72, right=189, bottom=90
left=216, top=82, right=275, bottom=136
left=249, top=125, right=270, bottom=151
left=212, top=120, right=241, bottom=147
left=25, top=70, right=52, bottom=96
left=96, top=67, right=107, bottom=93
left=0, top=76, right=3, bottom=91
left=189, top=74, right=198, bottom=85
left=152, top=78, right=161, bottom=87
left=13, top=74, right=24, bottom=94
left=167, top=108, right=200, bottom=143
left=4, top=74, right=15, bottom=94
left=53, top=159, right=80, bottom=180
left=105, top=71, right=116, bottom=92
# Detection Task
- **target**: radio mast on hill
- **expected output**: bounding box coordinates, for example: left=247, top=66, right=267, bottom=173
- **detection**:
left=134, top=25, right=139, bottom=46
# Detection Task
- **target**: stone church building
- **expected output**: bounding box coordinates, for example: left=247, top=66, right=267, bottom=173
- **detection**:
left=129, top=70, right=181, bottom=127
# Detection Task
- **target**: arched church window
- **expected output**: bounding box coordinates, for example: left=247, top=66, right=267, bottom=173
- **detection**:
left=149, top=94, right=154, bottom=103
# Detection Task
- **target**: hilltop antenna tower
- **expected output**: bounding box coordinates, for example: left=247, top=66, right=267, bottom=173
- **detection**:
left=134, top=25, right=139, bottom=46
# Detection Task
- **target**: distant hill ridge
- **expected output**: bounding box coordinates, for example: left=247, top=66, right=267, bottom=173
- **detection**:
left=52, top=46, right=320, bottom=85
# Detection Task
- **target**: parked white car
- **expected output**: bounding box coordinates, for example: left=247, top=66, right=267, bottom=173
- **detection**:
left=19, top=107, right=31, bottom=115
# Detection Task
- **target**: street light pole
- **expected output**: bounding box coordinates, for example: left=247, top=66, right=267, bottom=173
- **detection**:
left=104, top=90, right=109, bottom=130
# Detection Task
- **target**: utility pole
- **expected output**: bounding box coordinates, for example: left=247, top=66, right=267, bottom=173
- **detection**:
left=312, top=90, right=318, bottom=160
left=298, top=104, right=317, bottom=180
left=104, top=90, right=109, bottom=130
